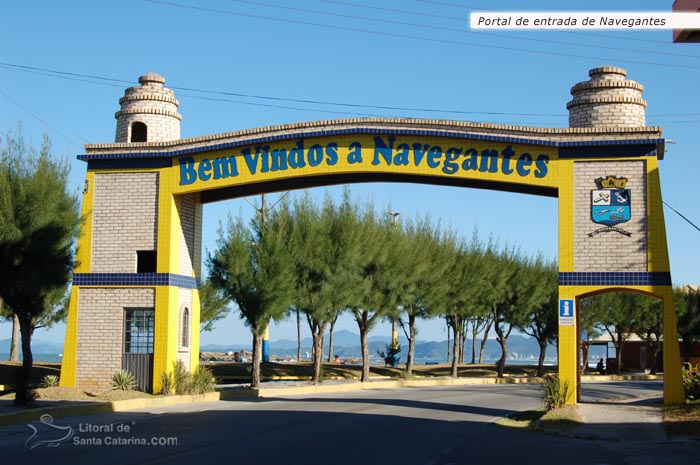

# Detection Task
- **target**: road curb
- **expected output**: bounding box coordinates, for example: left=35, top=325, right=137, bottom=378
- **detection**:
left=0, top=392, right=220, bottom=427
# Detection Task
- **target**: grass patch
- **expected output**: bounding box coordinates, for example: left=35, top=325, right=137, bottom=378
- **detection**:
left=496, top=409, right=545, bottom=430
left=664, top=401, right=700, bottom=438
left=1, top=386, right=152, bottom=404
left=539, top=405, right=583, bottom=431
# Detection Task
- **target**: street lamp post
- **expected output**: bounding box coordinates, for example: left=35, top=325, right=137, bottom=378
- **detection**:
left=388, top=211, right=400, bottom=353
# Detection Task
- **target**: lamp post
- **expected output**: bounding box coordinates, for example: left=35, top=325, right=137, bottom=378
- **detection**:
left=387, top=211, right=400, bottom=352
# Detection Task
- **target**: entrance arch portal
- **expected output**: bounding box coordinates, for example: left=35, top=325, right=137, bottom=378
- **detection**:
left=60, top=67, right=685, bottom=404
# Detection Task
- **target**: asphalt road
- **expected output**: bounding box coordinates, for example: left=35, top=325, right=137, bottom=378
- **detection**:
left=0, top=380, right=696, bottom=465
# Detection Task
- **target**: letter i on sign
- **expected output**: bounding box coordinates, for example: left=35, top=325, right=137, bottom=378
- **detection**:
left=559, top=299, right=575, bottom=326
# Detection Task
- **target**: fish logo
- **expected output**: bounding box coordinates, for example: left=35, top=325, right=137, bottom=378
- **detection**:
left=25, top=414, right=74, bottom=449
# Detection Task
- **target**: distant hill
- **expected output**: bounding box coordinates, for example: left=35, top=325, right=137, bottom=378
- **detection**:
left=0, top=338, right=64, bottom=354
left=1, top=332, right=557, bottom=364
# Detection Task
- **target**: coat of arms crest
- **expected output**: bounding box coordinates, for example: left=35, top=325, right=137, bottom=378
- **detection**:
left=589, top=175, right=632, bottom=237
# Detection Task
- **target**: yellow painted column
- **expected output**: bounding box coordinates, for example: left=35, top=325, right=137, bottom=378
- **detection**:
left=557, top=157, right=578, bottom=404
left=152, top=178, right=181, bottom=393
left=59, top=288, right=80, bottom=387
left=558, top=287, right=579, bottom=405
left=660, top=287, right=685, bottom=404
left=60, top=172, right=95, bottom=388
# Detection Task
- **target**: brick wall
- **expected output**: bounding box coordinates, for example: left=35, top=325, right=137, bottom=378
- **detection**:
left=91, top=172, right=159, bottom=272
left=76, top=288, right=155, bottom=391
left=177, top=194, right=196, bottom=277
left=573, top=160, right=647, bottom=271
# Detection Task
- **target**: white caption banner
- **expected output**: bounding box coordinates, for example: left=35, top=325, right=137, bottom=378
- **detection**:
left=470, top=12, right=700, bottom=30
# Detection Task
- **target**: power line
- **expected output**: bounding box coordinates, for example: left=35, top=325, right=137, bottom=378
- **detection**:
left=663, top=201, right=700, bottom=233
left=144, top=1, right=700, bottom=70
left=1, top=61, right=696, bottom=124
left=0, top=88, right=85, bottom=148
left=0, top=62, right=567, bottom=117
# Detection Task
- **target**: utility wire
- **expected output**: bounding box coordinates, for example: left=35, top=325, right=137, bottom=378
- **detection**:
left=144, top=1, right=700, bottom=70
left=663, top=201, right=700, bottom=233
left=2, top=62, right=696, bottom=123
left=224, top=0, right=700, bottom=59
left=0, top=88, right=84, bottom=148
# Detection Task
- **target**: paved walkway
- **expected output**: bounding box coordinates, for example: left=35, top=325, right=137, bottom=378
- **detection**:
left=553, top=397, right=668, bottom=441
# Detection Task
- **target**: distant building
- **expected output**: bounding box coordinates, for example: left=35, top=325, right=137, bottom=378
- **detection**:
left=673, top=0, right=700, bottom=43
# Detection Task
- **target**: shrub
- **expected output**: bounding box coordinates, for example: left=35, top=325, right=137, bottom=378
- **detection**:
left=541, top=373, right=572, bottom=411
left=160, top=371, right=174, bottom=396
left=111, top=370, right=136, bottom=391
left=40, top=374, right=60, bottom=388
left=173, top=360, right=190, bottom=395
left=191, top=366, right=215, bottom=394
left=682, top=363, right=700, bottom=401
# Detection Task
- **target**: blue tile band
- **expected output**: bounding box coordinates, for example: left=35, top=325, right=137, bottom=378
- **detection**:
left=558, top=272, right=672, bottom=286
left=74, top=273, right=200, bottom=289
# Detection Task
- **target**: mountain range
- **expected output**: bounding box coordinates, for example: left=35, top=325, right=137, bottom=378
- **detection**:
left=0, top=330, right=558, bottom=362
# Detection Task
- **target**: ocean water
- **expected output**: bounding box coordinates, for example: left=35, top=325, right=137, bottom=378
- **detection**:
left=0, top=354, right=63, bottom=363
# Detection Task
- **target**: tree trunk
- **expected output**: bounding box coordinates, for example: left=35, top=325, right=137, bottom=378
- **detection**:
left=471, top=322, right=478, bottom=364
left=327, top=316, right=337, bottom=363
left=15, top=314, right=34, bottom=405
left=406, top=314, right=416, bottom=376
left=251, top=332, right=262, bottom=388
left=615, top=332, right=624, bottom=375
left=296, top=308, right=302, bottom=362
left=311, top=330, right=324, bottom=384
left=479, top=318, right=493, bottom=364
left=446, top=322, right=451, bottom=364
left=496, top=336, right=507, bottom=378
left=537, top=341, right=548, bottom=377
left=460, top=328, right=467, bottom=365
left=450, top=321, right=459, bottom=378
left=9, top=313, right=20, bottom=362
left=359, top=323, right=370, bottom=382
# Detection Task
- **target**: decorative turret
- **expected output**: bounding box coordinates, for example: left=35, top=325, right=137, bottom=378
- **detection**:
left=567, top=67, right=646, bottom=128
left=115, top=72, right=182, bottom=143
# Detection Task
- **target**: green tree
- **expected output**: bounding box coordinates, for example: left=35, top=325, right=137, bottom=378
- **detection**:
left=631, top=295, right=663, bottom=374
left=0, top=128, right=80, bottom=404
left=516, top=258, right=558, bottom=377
left=348, top=207, right=390, bottom=382
left=199, top=279, right=231, bottom=333
left=675, top=286, right=700, bottom=363
left=207, top=210, right=294, bottom=388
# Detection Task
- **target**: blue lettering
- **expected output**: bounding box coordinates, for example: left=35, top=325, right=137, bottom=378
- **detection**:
left=373, top=136, right=395, bottom=166
left=348, top=142, right=363, bottom=164
left=393, top=143, right=410, bottom=166
left=535, top=154, right=549, bottom=178
left=242, top=148, right=259, bottom=175
left=289, top=140, right=306, bottom=169
left=325, top=143, right=338, bottom=166
left=412, top=144, right=430, bottom=166
left=479, top=149, right=499, bottom=173
left=271, top=149, right=288, bottom=171
left=308, top=144, right=324, bottom=167
left=212, top=156, right=239, bottom=179
left=427, top=146, right=442, bottom=169
left=443, top=148, right=461, bottom=175
left=259, top=145, right=271, bottom=173
left=501, top=146, right=515, bottom=175
left=179, top=157, right=197, bottom=185
left=517, top=153, right=533, bottom=177
left=462, top=148, right=478, bottom=171
left=198, top=159, right=212, bottom=181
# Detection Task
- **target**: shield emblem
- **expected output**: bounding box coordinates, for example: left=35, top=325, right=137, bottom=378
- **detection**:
left=591, top=188, right=631, bottom=226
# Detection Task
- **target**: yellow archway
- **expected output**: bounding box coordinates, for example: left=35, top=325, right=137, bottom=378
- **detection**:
left=59, top=67, right=685, bottom=404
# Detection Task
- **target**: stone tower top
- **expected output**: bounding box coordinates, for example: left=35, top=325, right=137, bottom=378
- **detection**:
left=567, top=66, right=647, bottom=128
left=115, top=72, right=182, bottom=143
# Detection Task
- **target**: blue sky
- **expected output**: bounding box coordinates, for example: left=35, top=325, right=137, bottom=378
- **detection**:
left=1, top=1, right=698, bottom=347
